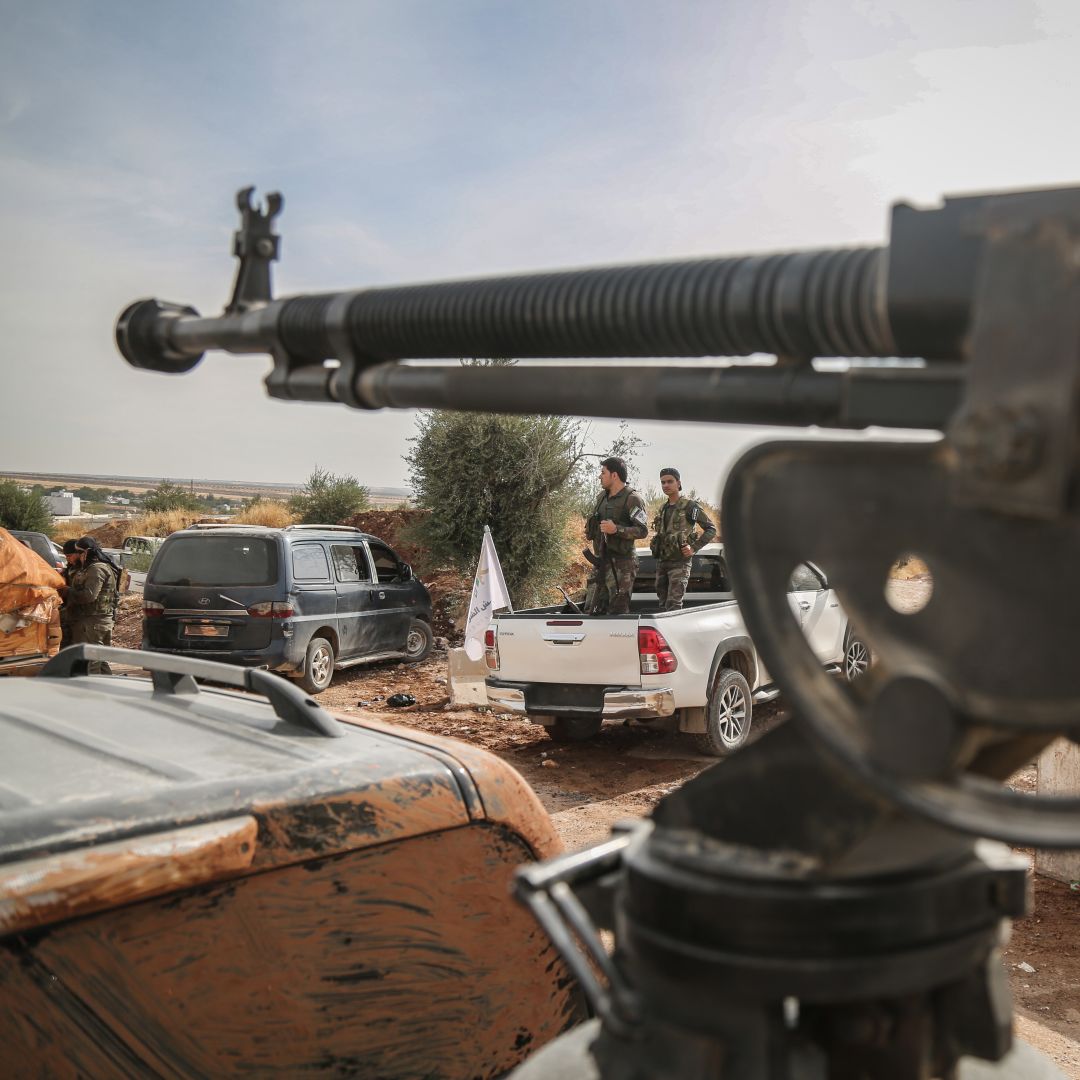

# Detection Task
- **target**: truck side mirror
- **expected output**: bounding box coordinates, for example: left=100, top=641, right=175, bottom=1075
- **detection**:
left=399, top=563, right=413, bottom=581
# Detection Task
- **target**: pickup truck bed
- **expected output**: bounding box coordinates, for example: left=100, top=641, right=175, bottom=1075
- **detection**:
left=485, top=546, right=865, bottom=755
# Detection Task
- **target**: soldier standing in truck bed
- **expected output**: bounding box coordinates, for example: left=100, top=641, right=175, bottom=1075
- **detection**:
left=585, top=457, right=648, bottom=615
left=650, top=467, right=717, bottom=611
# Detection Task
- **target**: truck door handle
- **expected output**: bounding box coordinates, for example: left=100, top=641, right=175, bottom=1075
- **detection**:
left=799, top=601, right=811, bottom=610
left=378, top=591, right=386, bottom=600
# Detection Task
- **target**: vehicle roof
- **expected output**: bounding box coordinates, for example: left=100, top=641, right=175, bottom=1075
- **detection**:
left=171, top=525, right=382, bottom=543
left=635, top=541, right=724, bottom=556
left=0, top=674, right=481, bottom=868
left=9, top=530, right=51, bottom=541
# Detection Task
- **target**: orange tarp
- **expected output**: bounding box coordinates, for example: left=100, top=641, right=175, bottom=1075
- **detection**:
left=0, top=529, right=64, bottom=666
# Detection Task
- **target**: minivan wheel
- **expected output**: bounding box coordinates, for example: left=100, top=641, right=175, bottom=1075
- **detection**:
left=404, top=619, right=433, bottom=663
left=299, top=637, right=335, bottom=694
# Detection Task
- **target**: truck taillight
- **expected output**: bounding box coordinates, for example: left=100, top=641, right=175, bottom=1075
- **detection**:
left=639, top=626, right=677, bottom=675
left=143, top=600, right=164, bottom=619
left=247, top=602, right=295, bottom=618
left=484, top=627, right=500, bottom=671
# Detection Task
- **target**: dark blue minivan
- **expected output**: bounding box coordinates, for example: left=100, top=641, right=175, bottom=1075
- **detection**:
left=142, top=525, right=434, bottom=693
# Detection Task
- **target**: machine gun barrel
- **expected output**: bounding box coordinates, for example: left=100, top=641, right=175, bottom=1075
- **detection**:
left=269, top=246, right=893, bottom=363
left=117, top=187, right=1016, bottom=428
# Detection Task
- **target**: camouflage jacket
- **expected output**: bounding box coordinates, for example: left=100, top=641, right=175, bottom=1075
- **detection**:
left=67, top=560, right=119, bottom=621
left=649, top=497, right=717, bottom=561
left=586, top=486, right=649, bottom=558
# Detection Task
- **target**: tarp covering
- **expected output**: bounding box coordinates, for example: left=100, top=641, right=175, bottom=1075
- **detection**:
left=0, top=529, right=63, bottom=666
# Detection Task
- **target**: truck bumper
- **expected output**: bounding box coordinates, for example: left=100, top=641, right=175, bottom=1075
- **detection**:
left=486, top=682, right=676, bottom=720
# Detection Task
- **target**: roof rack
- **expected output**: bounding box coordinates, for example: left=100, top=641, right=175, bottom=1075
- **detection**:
left=284, top=524, right=364, bottom=533
left=39, top=646, right=344, bottom=738
left=185, top=523, right=267, bottom=529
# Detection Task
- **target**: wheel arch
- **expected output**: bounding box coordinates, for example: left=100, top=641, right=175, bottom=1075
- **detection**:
left=309, top=626, right=339, bottom=659
left=708, top=637, right=757, bottom=693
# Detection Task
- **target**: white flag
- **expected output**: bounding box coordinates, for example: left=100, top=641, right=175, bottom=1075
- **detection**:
left=463, top=526, right=513, bottom=661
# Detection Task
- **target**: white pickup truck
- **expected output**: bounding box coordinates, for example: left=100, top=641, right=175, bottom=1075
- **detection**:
left=484, top=544, right=870, bottom=756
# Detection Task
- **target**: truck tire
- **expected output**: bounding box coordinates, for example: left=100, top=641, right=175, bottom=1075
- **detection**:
left=403, top=619, right=434, bottom=663
left=546, top=714, right=603, bottom=743
left=298, top=636, right=335, bottom=694
left=694, top=667, right=752, bottom=757
left=843, top=628, right=872, bottom=682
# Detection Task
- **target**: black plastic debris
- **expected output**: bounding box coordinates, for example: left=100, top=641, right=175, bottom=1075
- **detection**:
left=386, top=693, right=417, bottom=708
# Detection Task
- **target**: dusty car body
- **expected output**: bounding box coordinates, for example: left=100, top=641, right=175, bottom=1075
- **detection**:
left=0, top=646, right=584, bottom=1077
left=0, top=527, right=63, bottom=675
left=9, top=530, right=66, bottom=572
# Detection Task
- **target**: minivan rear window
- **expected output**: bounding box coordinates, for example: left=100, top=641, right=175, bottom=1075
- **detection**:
left=152, top=537, right=277, bottom=587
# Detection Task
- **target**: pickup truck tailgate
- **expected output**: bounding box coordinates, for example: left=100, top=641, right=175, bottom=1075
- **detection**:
left=492, top=615, right=641, bottom=686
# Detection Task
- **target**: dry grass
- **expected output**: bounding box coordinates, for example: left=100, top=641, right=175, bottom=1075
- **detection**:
left=52, top=520, right=92, bottom=543
left=890, top=554, right=931, bottom=580
left=137, top=510, right=204, bottom=537
left=231, top=499, right=296, bottom=528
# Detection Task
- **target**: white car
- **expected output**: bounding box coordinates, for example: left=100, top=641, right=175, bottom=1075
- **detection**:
left=485, top=544, right=869, bottom=756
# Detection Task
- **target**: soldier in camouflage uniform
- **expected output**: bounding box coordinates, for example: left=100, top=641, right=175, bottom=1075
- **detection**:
left=65, top=537, right=121, bottom=674
left=585, top=457, right=649, bottom=615
left=649, top=467, right=717, bottom=611
left=59, top=539, right=81, bottom=649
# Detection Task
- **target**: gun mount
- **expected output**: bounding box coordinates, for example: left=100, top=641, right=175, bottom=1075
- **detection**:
left=116, top=185, right=1080, bottom=1078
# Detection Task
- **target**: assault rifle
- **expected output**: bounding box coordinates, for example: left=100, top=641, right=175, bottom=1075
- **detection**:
left=117, top=184, right=1080, bottom=1078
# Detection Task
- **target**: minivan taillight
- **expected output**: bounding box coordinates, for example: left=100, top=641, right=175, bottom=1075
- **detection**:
left=639, top=626, right=677, bottom=675
left=143, top=600, right=164, bottom=619
left=247, top=602, right=295, bottom=618
left=484, top=628, right=500, bottom=671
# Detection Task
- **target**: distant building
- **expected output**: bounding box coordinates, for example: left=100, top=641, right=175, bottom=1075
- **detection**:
left=46, top=493, right=81, bottom=515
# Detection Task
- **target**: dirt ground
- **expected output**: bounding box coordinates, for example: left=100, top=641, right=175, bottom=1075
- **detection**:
left=107, top=583, right=1079, bottom=1075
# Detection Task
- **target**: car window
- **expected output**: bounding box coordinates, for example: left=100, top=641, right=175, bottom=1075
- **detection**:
left=368, top=542, right=401, bottom=585
left=789, top=563, right=824, bottom=592
left=331, top=545, right=371, bottom=583
left=689, top=554, right=730, bottom=591
left=153, top=537, right=277, bottom=587
left=291, top=543, right=331, bottom=583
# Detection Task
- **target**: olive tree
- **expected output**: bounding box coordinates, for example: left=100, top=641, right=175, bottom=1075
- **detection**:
left=143, top=481, right=200, bottom=513
left=289, top=467, right=371, bottom=524
left=405, top=365, right=587, bottom=605
left=0, top=481, right=53, bottom=534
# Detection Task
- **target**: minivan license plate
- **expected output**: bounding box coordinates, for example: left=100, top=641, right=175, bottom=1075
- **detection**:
left=183, top=623, right=228, bottom=638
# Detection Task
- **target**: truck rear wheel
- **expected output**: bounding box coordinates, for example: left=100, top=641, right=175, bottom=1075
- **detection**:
left=693, top=668, right=752, bottom=757
left=545, top=715, right=603, bottom=743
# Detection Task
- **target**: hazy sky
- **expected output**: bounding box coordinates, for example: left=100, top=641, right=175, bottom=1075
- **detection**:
left=3, top=0, right=1080, bottom=499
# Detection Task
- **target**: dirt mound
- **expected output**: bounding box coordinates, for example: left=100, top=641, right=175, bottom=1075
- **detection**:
left=87, top=519, right=135, bottom=548
left=344, top=509, right=432, bottom=572
left=111, top=594, right=143, bottom=650
left=423, top=569, right=471, bottom=641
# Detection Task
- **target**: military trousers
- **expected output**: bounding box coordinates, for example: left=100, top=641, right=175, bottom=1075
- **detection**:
left=656, top=559, right=692, bottom=611
left=70, top=616, right=115, bottom=674
left=586, top=556, right=638, bottom=616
